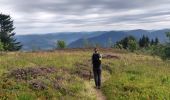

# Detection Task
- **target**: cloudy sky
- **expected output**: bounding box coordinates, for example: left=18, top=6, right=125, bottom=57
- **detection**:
left=1, top=0, right=170, bottom=35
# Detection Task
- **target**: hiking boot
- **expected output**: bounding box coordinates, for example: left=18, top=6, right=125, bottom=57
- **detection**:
left=97, top=86, right=101, bottom=89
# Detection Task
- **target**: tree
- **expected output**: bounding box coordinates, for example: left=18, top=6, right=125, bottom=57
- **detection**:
left=163, top=32, right=170, bottom=59
left=154, top=37, right=159, bottom=45
left=0, top=13, right=22, bottom=51
left=114, top=43, right=123, bottom=49
left=150, top=39, right=155, bottom=45
left=153, top=32, right=170, bottom=60
left=139, top=35, right=150, bottom=48
left=150, top=38, right=159, bottom=46
left=128, top=39, right=138, bottom=52
left=56, top=40, right=66, bottom=49
left=166, top=32, right=170, bottom=45
left=145, top=36, right=150, bottom=47
left=115, top=36, right=138, bottom=51
left=163, top=46, right=170, bottom=59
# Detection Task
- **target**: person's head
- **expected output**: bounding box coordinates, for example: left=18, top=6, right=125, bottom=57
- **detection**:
left=94, top=48, right=98, bottom=53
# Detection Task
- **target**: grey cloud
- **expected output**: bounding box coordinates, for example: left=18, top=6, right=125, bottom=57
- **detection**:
left=6, top=0, right=170, bottom=14
left=1, top=0, right=170, bottom=34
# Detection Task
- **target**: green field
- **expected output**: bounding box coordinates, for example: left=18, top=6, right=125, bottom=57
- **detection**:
left=0, top=49, right=170, bottom=100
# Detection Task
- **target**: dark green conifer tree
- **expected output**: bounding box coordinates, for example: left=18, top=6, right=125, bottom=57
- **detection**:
left=0, top=13, right=22, bottom=51
left=154, top=37, right=159, bottom=45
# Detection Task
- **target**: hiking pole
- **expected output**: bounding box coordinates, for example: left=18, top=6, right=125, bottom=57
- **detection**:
left=89, top=70, right=92, bottom=81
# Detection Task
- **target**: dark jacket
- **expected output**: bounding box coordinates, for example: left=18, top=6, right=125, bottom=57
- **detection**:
left=92, top=53, right=102, bottom=69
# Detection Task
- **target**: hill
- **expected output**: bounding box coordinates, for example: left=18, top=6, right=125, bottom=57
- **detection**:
left=16, top=29, right=170, bottom=50
left=69, top=29, right=170, bottom=48
left=16, top=32, right=104, bottom=51
left=68, top=31, right=128, bottom=48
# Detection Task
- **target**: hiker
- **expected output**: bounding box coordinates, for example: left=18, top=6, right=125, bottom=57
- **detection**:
left=92, top=48, right=102, bottom=89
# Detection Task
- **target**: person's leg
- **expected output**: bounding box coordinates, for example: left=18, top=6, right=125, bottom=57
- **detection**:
left=97, top=69, right=101, bottom=89
left=93, top=69, right=98, bottom=87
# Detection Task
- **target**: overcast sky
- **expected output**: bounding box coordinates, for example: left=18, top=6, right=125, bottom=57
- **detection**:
left=1, top=0, right=170, bottom=35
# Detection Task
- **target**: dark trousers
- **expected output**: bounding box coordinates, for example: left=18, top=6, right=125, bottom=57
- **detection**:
left=93, top=68, right=101, bottom=87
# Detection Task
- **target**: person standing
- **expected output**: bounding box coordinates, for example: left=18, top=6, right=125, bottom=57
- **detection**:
left=92, top=48, right=102, bottom=89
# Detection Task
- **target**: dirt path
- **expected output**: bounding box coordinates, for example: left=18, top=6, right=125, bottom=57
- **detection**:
left=87, top=68, right=111, bottom=100
left=94, top=87, right=106, bottom=100
left=88, top=80, right=107, bottom=100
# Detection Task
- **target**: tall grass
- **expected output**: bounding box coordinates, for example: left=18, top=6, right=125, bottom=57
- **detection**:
left=0, top=49, right=170, bottom=99
left=102, top=52, right=170, bottom=100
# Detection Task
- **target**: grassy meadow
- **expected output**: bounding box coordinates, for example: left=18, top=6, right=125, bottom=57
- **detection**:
left=0, top=49, right=170, bottom=100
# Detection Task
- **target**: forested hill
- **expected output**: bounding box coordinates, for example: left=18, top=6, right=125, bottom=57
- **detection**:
left=69, top=29, right=170, bottom=48
left=16, top=29, right=170, bottom=50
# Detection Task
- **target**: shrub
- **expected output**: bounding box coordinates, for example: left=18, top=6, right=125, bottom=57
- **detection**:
left=153, top=32, right=170, bottom=60
left=0, top=41, right=4, bottom=51
left=56, top=40, right=66, bottom=49
left=115, top=36, right=138, bottom=52
left=128, top=40, right=138, bottom=52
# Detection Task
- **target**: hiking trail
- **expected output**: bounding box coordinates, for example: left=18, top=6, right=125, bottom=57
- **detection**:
left=83, top=58, right=112, bottom=100
left=94, top=87, right=106, bottom=100
left=88, top=79, right=107, bottom=100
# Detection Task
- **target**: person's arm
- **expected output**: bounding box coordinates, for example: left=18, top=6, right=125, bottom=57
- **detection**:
left=99, top=54, right=102, bottom=61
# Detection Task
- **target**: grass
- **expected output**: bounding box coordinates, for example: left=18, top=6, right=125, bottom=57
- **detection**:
left=0, top=49, right=170, bottom=100
left=102, top=52, right=170, bottom=100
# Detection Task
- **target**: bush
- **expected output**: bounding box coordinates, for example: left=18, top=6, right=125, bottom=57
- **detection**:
left=156, top=32, right=170, bottom=60
left=0, top=41, right=4, bottom=51
left=163, top=46, right=170, bottom=59
left=56, top=40, right=66, bottom=49
left=115, top=36, right=138, bottom=52
left=152, top=46, right=170, bottom=60
left=128, top=40, right=138, bottom=52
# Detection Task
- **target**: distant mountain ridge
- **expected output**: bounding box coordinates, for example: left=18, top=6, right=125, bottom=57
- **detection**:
left=16, top=29, right=170, bottom=50
left=68, top=31, right=128, bottom=48
left=68, top=29, right=170, bottom=48
left=15, top=31, right=105, bottom=50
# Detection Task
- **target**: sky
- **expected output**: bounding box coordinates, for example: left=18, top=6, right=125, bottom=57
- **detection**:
left=1, top=0, right=170, bottom=35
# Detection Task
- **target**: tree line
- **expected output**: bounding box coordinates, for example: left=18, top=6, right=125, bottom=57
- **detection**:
left=114, top=35, right=159, bottom=51
left=114, top=34, right=170, bottom=59
left=56, top=34, right=170, bottom=60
